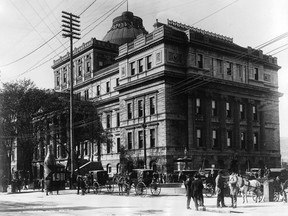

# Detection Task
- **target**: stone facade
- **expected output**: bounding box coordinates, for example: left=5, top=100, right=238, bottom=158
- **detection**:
left=34, top=12, right=282, bottom=178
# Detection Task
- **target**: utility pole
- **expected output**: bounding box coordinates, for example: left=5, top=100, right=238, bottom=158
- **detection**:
left=61, top=11, right=80, bottom=188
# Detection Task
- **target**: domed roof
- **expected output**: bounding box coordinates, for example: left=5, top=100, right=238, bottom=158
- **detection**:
left=103, top=11, right=148, bottom=46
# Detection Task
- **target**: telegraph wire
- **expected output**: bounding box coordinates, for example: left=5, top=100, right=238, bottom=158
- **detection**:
left=0, top=0, right=99, bottom=68
left=4, top=0, right=126, bottom=80
left=192, top=0, right=239, bottom=25
left=26, top=0, right=68, bottom=55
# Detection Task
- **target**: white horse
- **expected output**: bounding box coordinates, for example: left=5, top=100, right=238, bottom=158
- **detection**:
left=236, top=176, right=262, bottom=203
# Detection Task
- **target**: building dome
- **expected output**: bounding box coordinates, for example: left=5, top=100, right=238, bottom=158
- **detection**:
left=103, top=11, right=148, bottom=46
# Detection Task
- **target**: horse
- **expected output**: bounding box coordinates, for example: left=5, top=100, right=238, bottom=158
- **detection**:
left=235, top=175, right=262, bottom=203
left=113, top=174, right=129, bottom=195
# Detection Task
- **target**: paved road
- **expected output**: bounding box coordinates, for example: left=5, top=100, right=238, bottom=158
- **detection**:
left=1, top=189, right=288, bottom=216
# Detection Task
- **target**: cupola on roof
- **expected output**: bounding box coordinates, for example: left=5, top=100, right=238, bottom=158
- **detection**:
left=103, top=11, right=148, bottom=46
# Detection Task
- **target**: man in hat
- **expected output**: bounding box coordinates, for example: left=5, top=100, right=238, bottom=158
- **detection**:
left=215, top=170, right=227, bottom=208
left=229, top=171, right=238, bottom=208
left=191, top=173, right=204, bottom=211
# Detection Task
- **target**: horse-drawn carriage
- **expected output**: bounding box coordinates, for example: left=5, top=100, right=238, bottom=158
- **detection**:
left=124, top=169, right=161, bottom=196
left=89, top=170, right=114, bottom=194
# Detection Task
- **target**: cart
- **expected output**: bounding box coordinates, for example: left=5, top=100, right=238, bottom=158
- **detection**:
left=90, top=170, right=114, bottom=194
left=127, top=169, right=161, bottom=196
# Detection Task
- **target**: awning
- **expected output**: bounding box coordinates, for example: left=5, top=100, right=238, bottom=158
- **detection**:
left=75, top=161, right=103, bottom=174
left=175, top=156, right=192, bottom=162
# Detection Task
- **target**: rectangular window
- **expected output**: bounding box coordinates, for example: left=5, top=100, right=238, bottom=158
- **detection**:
left=196, top=98, right=201, bottom=115
left=116, top=78, right=120, bottom=86
left=253, top=105, right=257, bottom=121
left=78, top=65, right=82, bottom=76
left=237, top=64, right=243, bottom=80
left=226, top=102, right=231, bottom=118
left=106, top=114, right=111, bottom=128
left=240, top=104, right=245, bottom=120
left=211, top=100, right=217, bottom=117
left=150, top=97, right=155, bottom=115
left=138, top=100, right=143, bottom=117
left=97, top=85, right=100, bottom=96
left=116, top=112, right=120, bottom=127
left=212, top=130, right=218, bottom=148
left=84, top=142, right=88, bottom=155
left=63, top=73, right=67, bottom=83
left=106, top=81, right=110, bottom=93
left=254, top=68, right=259, bottom=80
left=138, top=131, right=143, bottom=149
left=150, top=129, right=155, bottom=148
left=117, top=138, right=120, bottom=153
left=216, top=59, right=222, bottom=74
left=227, top=131, right=232, bottom=148
left=130, top=62, right=135, bottom=75
left=226, top=62, right=232, bottom=76
left=138, top=58, right=143, bottom=73
left=86, top=61, right=91, bottom=72
left=127, top=103, right=132, bottom=119
left=56, top=76, right=60, bottom=86
left=84, top=89, right=89, bottom=100
left=128, top=132, right=132, bottom=150
left=240, top=132, right=246, bottom=150
left=146, top=55, right=152, bottom=70
left=197, top=54, right=203, bottom=68
left=253, top=132, right=258, bottom=150
left=196, top=129, right=202, bottom=147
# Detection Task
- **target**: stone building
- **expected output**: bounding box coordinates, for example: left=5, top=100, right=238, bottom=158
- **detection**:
left=34, top=11, right=282, bottom=177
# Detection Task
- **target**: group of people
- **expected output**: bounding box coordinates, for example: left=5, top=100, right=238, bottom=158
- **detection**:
left=185, top=174, right=204, bottom=211
left=215, top=170, right=238, bottom=208
left=185, top=170, right=242, bottom=210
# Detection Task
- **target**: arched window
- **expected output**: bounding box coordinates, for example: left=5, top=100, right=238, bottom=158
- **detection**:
left=107, top=164, right=112, bottom=174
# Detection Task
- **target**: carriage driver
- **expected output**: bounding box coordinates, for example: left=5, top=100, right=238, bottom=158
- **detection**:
left=229, top=172, right=238, bottom=208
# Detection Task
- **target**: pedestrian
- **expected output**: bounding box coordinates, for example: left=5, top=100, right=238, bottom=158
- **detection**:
left=80, top=176, right=86, bottom=195
left=41, top=178, right=45, bottom=192
left=229, top=172, right=238, bottom=208
left=185, top=174, right=193, bottom=209
left=77, top=175, right=82, bottom=195
left=215, top=170, right=227, bottom=208
left=191, top=174, right=204, bottom=211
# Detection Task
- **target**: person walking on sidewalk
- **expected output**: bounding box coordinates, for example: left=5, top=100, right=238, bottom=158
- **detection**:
left=185, top=174, right=193, bottom=209
left=215, top=170, right=227, bottom=208
left=229, top=172, right=238, bottom=208
left=191, top=174, right=204, bottom=211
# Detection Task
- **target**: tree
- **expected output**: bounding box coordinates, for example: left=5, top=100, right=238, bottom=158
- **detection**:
left=0, top=79, right=48, bottom=181
left=32, top=90, right=105, bottom=176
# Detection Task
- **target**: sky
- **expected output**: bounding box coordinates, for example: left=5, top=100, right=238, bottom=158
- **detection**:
left=0, top=0, right=287, bottom=137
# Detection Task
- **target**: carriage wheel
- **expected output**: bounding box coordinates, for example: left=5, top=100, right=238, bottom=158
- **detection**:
left=106, top=182, right=114, bottom=193
left=252, top=192, right=263, bottom=202
left=92, top=182, right=100, bottom=194
left=136, top=182, right=147, bottom=196
left=150, top=182, right=161, bottom=196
